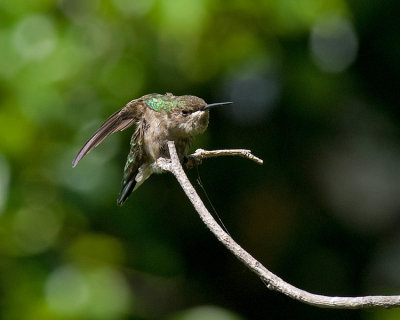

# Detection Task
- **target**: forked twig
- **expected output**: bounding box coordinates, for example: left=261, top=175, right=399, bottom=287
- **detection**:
left=156, top=141, right=400, bottom=309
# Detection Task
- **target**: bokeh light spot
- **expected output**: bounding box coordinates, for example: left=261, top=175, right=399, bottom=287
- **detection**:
left=85, top=267, right=131, bottom=319
left=13, top=14, right=57, bottom=61
left=12, top=206, right=62, bottom=255
left=316, top=106, right=400, bottom=233
left=45, top=265, right=131, bottom=319
left=310, top=15, right=358, bottom=72
left=45, top=265, right=89, bottom=315
left=223, top=71, right=280, bottom=126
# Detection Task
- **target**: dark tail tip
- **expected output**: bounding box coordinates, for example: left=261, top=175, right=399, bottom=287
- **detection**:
left=117, top=179, right=137, bottom=206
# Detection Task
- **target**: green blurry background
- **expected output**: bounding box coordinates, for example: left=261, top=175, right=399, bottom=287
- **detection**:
left=1, top=0, right=400, bottom=319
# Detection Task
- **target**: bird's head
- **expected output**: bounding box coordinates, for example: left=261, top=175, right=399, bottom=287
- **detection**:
left=169, top=95, right=232, bottom=137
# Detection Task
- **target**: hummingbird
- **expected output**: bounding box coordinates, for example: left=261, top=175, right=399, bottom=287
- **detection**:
left=72, top=93, right=231, bottom=205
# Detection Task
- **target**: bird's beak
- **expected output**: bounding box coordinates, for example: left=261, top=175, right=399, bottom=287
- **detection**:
left=203, top=101, right=232, bottom=110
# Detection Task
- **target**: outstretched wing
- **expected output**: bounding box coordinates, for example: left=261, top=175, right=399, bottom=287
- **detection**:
left=72, top=99, right=144, bottom=167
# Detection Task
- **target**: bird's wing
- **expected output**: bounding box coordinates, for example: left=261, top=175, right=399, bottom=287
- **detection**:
left=117, top=126, right=145, bottom=206
left=117, top=146, right=141, bottom=206
left=72, top=99, right=144, bottom=167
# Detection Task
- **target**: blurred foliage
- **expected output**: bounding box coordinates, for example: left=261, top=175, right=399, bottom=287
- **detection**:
left=1, top=0, right=400, bottom=319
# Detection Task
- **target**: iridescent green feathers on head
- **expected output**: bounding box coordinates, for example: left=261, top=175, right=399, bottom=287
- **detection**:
left=144, top=93, right=205, bottom=113
left=145, top=95, right=176, bottom=112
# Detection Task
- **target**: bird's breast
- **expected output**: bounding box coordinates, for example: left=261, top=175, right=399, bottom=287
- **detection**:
left=142, top=117, right=167, bottom=161
left=142, top=124, right=191, bottom=162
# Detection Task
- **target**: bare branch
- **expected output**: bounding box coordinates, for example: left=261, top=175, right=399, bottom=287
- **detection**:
left=190, top=148, right=263, bottom=165
left=156, top=141, right=400, bottom=309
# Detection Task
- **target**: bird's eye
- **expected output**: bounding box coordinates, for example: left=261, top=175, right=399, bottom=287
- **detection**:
left=181, top=110, right=189, bottom=116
